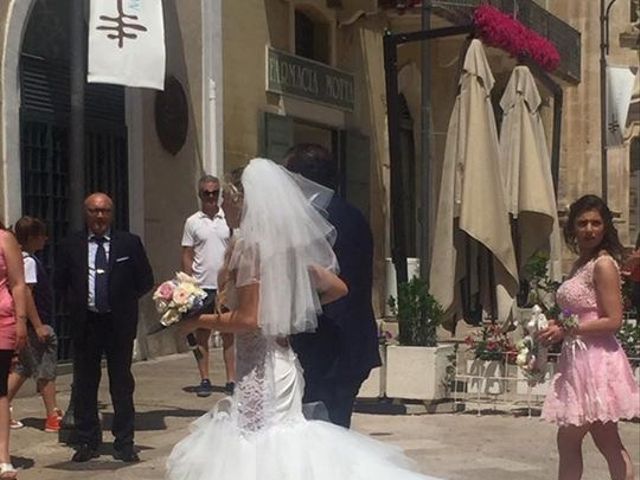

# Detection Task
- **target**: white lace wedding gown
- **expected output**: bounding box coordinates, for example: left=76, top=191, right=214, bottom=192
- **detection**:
left=166, top=329, right=443, bottom=479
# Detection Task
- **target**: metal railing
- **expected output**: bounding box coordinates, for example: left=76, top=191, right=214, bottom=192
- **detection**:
left=453, top=313, right=640, bottom=416
left=379, top=0, right=582, bottom=82
left=452, top=349, right=640, bottom=417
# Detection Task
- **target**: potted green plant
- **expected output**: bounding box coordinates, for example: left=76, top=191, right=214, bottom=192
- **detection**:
left=520, top=251, right=561, bottom=315
left=384, top=277, right=454, bottom=400
left=389, top=277, right=442, bottom=347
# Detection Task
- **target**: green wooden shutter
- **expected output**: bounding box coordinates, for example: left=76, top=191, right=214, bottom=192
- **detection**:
left=262, top=112, right=293, bottom=164
left=343, top=130, right=370, bottom=219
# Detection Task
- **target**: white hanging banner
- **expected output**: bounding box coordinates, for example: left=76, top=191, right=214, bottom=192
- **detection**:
left=605, top=65, right=636, bottom=147
left=88, top=0, right=166, bottom=90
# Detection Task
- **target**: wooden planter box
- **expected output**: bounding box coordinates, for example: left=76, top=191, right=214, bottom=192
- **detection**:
left=385, top=344, right=455, bottom=400
left=466, top=359, right=505, bottom=395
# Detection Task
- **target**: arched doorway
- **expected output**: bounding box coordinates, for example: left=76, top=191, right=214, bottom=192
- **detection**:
left=18, top=0, right=129, bottom=360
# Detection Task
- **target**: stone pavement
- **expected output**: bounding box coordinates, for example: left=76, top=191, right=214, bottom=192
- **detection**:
left=8, top=349, right=640, bottom=480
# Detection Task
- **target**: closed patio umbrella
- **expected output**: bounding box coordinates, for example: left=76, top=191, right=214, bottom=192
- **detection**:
left=499, top=65, right=561, bottom=281
left=429, top=39, right=519, bottom=330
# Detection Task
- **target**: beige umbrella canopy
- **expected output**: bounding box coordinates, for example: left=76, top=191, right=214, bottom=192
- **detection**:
left=429, top=39, right=519, bottom=330
left=499, top=65, right=561, bottom=281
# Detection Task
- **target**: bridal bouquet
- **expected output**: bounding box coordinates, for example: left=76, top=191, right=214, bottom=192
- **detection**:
left=153, top=272, right=209, bottom=327
left=514, top=305, right=549, bottom=385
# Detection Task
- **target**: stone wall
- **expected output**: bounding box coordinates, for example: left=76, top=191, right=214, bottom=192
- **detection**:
left=549, top=1, right=636, bottom=247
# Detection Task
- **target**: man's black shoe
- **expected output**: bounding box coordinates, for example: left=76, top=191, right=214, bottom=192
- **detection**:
left=196, top=379, right=213, bottom=397
left=224, top=382, right=235, bottom=395
left=113, top=445, right=140, bottom=463
left=71, top=443, right=99, bottom=462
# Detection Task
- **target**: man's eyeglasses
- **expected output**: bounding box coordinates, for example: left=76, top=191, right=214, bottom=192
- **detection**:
left=200, top=189, right=220, bottom=198
left=87, top=207, right=112, bottom=215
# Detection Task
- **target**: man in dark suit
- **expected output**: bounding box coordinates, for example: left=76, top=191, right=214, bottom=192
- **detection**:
left=286, top=144, right=381, bottom=428
left=55, top=193, right=154, bottom=462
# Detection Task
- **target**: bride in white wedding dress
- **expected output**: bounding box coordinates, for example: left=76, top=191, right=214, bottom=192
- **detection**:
left=167, top=158, right=442, bottom=480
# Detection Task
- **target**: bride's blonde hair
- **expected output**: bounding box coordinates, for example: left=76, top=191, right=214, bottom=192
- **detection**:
left=216, top=166, right=245, bottom=314
left=223, top=166, right=244, bottom=203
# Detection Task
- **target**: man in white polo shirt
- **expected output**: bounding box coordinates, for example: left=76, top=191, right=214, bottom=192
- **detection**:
left=181, top=175, right=235, bottom=397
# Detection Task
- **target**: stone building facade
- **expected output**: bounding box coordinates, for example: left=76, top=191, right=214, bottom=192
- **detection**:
left=0, top=0, right=217, bottom=359
left=0, top=0, right=636, bottom=358
left=547, top=1, right=638, bottom=248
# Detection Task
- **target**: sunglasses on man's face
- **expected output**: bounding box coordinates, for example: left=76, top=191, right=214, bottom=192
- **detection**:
left=200, top=189, right=220, bottom=198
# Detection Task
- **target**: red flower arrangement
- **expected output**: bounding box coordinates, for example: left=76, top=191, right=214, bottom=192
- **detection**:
left=473, top=4, right=560, bottom=72
left=465, top=323, right=517, bottom=363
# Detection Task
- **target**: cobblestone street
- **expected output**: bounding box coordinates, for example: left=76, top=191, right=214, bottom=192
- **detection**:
left=7, top=349, right=640, bottom=479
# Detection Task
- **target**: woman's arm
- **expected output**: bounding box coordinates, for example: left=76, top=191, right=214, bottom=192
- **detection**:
left=2, top=233, right=28, bottom=350
left=309, top=265, right=348, bottom=305
left=539, top=256, right=623, bottom=345
left=575, top=256, right=623, bottom=335
left=180, top=282, right=260, bottom=334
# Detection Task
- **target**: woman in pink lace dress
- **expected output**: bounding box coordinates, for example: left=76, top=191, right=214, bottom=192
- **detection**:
left=538, top=195, right=639, bottom=480
left=0, top=222, right=28, bottom=479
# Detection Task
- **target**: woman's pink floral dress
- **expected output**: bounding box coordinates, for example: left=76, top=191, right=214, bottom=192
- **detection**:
left=542, top=255, right=640, bottom=426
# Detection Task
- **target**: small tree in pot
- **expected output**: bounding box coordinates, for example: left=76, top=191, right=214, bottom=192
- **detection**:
left=385, top=277, right=452, bottom=400
left=388, top=277, right=443, bottom=346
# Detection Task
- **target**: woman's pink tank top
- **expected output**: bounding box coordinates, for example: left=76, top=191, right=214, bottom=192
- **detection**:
left=0, top=231, right=17, bottom=350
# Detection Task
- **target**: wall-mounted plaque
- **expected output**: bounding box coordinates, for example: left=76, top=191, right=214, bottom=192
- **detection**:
left=155, top=75, right=188, bottom=155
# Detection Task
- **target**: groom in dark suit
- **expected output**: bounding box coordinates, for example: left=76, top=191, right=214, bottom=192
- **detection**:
left=286, top=144, right=381, bottom=428
left=55, top=193, right=154, bottom=462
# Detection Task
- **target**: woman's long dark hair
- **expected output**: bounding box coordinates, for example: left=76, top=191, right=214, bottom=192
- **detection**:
left=563, top=194, right=624, bottom=261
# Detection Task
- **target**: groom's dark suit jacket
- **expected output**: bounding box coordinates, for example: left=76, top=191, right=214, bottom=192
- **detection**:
left=292, top=195, right=381, bottom=383
left=55, top=230, right=154, bottom=340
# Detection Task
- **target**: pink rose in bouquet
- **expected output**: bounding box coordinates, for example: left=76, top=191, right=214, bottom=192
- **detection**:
left=156, top=281, right=175, bottom=301
left=152, top=272, right=209, bottom=327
